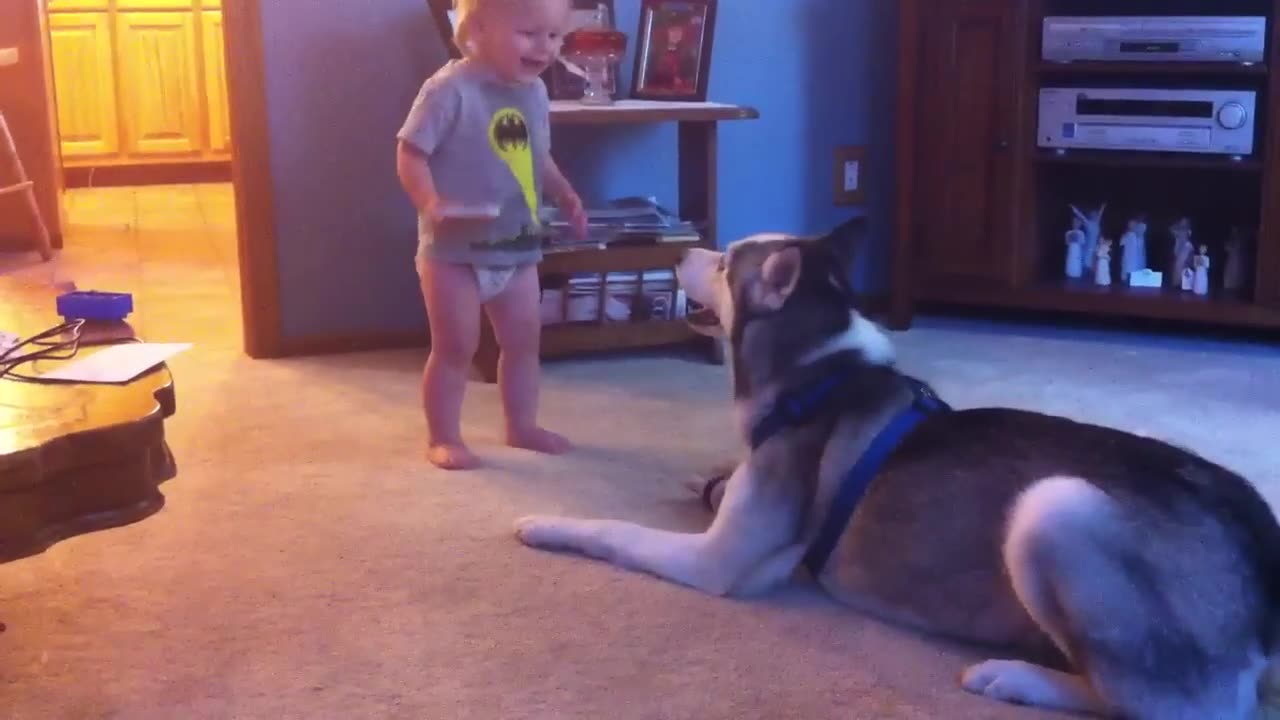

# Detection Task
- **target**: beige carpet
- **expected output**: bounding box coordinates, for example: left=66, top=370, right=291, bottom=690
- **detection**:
left=3, top=317, right=1278, bottom=719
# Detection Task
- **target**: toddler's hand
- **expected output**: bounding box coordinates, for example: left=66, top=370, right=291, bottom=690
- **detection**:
left=558, top=192, right=588, bottom=240
left=425, top=199, right=443, bottom=227
left=425, top=196, right=451, bottom=227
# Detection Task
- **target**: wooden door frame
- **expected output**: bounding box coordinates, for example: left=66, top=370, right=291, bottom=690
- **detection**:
left=221, top=0, right=282, bottom=357
left=888, top=0, right=918, bottom=331
left=41, top=0, right=288, bottom=358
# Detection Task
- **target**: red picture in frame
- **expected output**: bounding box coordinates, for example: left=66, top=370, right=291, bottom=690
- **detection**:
left=630, top=0, right=716, bottom=102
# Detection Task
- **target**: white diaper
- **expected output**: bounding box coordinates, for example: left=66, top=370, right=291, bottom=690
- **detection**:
left=415, top=256, right=518, bottom=303
left=471, top=265, right=517, bottom=302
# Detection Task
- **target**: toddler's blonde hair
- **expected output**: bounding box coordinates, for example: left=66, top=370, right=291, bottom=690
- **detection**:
left=452, top=0, right=511, bottom=57
left=452, top=0, right=569, bottom=57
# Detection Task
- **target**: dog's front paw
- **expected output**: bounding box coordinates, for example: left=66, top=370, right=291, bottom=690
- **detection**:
left=962, top=660, right=1033, bottom=702
left=960, top=659, right=1099, bottom=713
left=514, top=515, right=571, bottom=549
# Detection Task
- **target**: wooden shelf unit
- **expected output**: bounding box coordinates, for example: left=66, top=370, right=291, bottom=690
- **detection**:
left=1036, top=60, right=1270, bottom=77
left=891, top=0, right=1280, bottom=335
left=470, top=100, right=759, bottom=383
left=1032, top=149, right=1265, bottom=172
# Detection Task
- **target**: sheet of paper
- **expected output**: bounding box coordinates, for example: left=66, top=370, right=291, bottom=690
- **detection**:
left=39, top=342, right=191, bottom=384
left=437, top=204, right=500, bottom=219
left=550, top=99, right=738, bottom=113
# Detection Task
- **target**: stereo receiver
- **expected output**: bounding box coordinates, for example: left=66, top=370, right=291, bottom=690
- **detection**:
left=1042, top=16, right=1267, bottom=63
left=1038, top=87, right=1256, bottom=156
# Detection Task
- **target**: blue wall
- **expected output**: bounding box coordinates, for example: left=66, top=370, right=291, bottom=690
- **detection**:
left=259, top=0, right=898, bottom=340
left=556, top=0, right=899, bottom=292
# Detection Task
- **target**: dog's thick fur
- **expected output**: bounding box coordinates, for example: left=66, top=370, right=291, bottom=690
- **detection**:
left=515, top=228, right=1280, bottom=719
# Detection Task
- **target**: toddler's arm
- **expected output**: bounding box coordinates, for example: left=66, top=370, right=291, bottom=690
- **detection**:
left=397, top=141, right=442, bottom=220
left=396, top=75, right=460, bottom=221
left=543, top=156, right=586, bottom=239
left=533, top=80, right=585, bottom=239
left=542, top=157, right=578, bottom=210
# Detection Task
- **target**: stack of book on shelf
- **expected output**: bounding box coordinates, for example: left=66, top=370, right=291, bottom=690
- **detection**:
left=539, top=196, right=702, bottom=251
left=539, top=268, right=690, bottom=326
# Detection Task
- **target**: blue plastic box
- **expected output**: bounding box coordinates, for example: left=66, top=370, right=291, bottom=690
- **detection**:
left=56, top=290, right=134, bottom=322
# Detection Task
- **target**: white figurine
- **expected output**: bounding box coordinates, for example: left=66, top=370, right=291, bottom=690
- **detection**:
left=1065, top=215, right=1085, bottom=279
left=1094, top=237, right=1112, bottom=287
left=1181, top=267, right=1195, bottom=292
left=1224, top=227, right=1247, bottom=292
left=1070, top=203, right=1106, bottom=271
left=1193, top=245, right=1210, bottom=296
left=1119, top=214, right=1147, bottom=281
left=1133, top=215, right=1148, bottom=270
left=1168, top=217, right=1195, bottom=290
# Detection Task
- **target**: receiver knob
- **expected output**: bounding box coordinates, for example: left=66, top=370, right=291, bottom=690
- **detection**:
left=1218, top=102, right=1248, bottom=130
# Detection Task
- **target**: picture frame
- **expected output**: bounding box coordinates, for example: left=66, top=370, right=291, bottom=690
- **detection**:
left=425, top=0, right=618, bottom=101
left=630, top=0, right=716, bottom=102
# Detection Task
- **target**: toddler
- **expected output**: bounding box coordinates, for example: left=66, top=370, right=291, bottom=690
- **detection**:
left=396, top=0, right=588, bottom=470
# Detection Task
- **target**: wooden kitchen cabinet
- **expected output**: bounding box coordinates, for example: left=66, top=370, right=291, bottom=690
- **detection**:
left=48, top=0, right=108, bottom=10
left=115, top=10, right=202, bottom=156
left=45, top=0, right=231, bottom=182
left=116, top=0, right=197, bottom=8
left=47, top=12, right=119, bottom=159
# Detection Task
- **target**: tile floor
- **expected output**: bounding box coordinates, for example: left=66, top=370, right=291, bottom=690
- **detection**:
left=0, top=183, right=243, bottom=351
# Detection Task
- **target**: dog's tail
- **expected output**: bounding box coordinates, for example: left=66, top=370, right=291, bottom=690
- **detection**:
left=1223, top=464, right=1280, bottom=720
left=1255, top=578, right=1280, bottom=719
left=1255, top=583, right=1280, bottom=718
left=1259, top=528, right=1280, bottom=720
left=1258, top=658, right=1280, bottom=719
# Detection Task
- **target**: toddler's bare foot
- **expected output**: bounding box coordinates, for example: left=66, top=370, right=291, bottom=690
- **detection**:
left=427, top=441, right=481, bottom=470
left=507, top=426, right=572, bottom=455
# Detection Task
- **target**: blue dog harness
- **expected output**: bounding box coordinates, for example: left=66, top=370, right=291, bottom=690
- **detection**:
left=744, top=373, right=952, bottom=576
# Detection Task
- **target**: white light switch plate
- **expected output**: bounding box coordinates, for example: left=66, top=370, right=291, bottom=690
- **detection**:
left=843, top=160, right=860, bottom=192
left=0, top=47, right=18, bottom=67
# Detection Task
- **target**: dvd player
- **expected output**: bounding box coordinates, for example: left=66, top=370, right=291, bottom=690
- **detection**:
left=1042, top=16, right=1267, bottom=63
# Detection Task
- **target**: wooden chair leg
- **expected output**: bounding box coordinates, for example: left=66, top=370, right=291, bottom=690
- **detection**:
left=0, top=112, right=54, bottom=261
left=20, top=185, right=53, bottom=261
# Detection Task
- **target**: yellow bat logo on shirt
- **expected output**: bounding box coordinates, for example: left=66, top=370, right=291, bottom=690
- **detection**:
left=488, top=107, right=539, bottom=228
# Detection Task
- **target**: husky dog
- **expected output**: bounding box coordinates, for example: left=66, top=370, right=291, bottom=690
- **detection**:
left=515, top=228, right=1280, bottom=719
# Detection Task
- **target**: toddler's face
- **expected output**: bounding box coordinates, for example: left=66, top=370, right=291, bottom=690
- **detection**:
left=476, top=0, right=572, bottom=84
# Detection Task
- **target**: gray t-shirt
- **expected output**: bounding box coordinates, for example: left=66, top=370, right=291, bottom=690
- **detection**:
left=398, top=58, right=552, bottom=267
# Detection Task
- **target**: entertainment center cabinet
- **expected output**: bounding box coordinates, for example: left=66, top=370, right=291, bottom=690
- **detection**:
left=891, top=0, right=1280, bottom=333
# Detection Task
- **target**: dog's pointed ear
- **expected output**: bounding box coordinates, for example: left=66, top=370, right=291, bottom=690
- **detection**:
left=757, top=245, right=802, bottom=310
left=818, top=218, right=864, bottom=278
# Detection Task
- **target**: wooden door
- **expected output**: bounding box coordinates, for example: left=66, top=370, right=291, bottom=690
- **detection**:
left=910, top=0, right=1022, bottom=291
left=201, top=10, right=231, bottom=155
left=115, top=11, right=202, bottom=157
left=48, top=12, right=120, bottom=159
